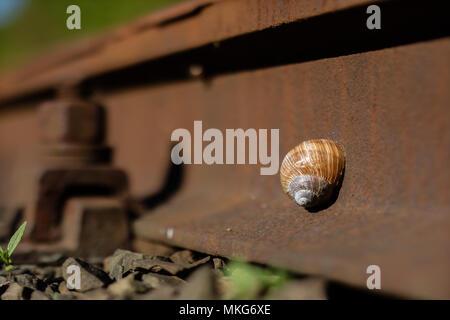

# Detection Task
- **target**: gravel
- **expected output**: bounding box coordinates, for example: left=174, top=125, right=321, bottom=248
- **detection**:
left=0, top=248, right=218, bottom=300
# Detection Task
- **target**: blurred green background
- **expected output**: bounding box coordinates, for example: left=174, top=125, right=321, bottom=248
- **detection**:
left=0, top=0, right=184, bottom=72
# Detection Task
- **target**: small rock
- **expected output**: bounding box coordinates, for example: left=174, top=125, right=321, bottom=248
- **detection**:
left=58, top=281, right=70, bottom=295
left=105, top=249, right=144, bottom=280
left=217, top=275, right=232, bottom=297
left=30, top=290, right=50, bottom=300
left=1, top=282, right=23, bottom=300
left=54, top=267, right=63, bottom=279
left=177, top=266, right=218, bottom=300
left=33, top=266, right=56, bottom=279
left=133, top=256, right=210, bottom=275
left=213, top=258, right=225, bottom=270
left=45, top=280, right=62, bottom=295
left=0, top=276, right=8, bottom=285
left=170, top=250, right=195, bottom=265
left=14, top=273, right=40, bottom=289
left=132, top=257, right=184, bottom=275
left=62, top=257, right=111, bottom=292
left=55, top=293, right=77, bottom=300
left=45, top=285, right=56, bottom=297
left=141, top=273, right=185, bottom=289
left=107, top=273, right=147, bottom=299
left=103, top=256, right=114, bottom=273
left=77, top=288, right=111, bottom=300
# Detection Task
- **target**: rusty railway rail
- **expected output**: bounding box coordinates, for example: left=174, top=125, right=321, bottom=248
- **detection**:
left=0, top=0, right=449, bottom=299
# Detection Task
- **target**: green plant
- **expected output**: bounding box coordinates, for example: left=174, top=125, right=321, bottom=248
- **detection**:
left=0, top=221, right=27, bottom=277
left=223, top=260, right=289, bottom=299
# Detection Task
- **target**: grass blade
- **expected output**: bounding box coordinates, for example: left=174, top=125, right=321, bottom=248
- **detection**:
left=7, top=221, right=27, bottom=255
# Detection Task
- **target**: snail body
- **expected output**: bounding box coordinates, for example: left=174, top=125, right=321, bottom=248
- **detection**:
left=280, top=139, right=345, bottom=208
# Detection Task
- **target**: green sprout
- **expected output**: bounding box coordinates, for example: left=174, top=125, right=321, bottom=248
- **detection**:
left=0, top=221, right=27, bottom=278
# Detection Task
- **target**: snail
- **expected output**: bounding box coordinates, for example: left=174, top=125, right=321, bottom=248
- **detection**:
left=280, top=139, right=345, bottom=209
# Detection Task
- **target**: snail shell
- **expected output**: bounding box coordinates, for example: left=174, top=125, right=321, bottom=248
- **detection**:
left=280, top=139, right=345, bottom=208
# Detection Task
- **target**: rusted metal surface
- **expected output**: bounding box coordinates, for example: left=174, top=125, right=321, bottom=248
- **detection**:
left=39, top=96, right=104, bottom=146
left=60, top=197, right=129, bottom=258
left=27, top=167, right=128, bottom=242
left=123, top=39, right=449, bottom=299
left=0, top=0, right=378, bottom=103
left=2, top=196, right=129, bottom=259
left=38, top=92, right=111, bottom=166
left=24, top=94, right=129, bottom=245
left=0, top=0, right=448, bottom=299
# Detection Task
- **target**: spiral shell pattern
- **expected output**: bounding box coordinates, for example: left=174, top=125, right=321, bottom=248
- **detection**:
left=280, top=139, right=345, bottom=208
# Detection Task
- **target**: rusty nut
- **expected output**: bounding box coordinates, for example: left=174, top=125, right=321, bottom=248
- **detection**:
left=38, top=99, right=104, bottom=145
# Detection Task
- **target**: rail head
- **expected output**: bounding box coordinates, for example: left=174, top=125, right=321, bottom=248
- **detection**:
left=0, top=0, right=380, bottom=106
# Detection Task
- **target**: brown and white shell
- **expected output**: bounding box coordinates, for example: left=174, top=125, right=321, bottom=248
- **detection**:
left=280, top=139, right=345, bottom=208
